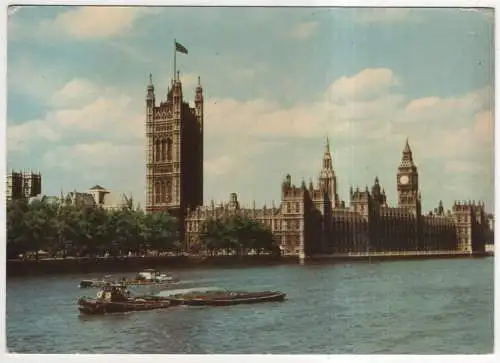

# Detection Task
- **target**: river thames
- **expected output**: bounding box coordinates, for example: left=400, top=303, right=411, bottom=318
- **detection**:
left=6, top=257, right=494, bottom=354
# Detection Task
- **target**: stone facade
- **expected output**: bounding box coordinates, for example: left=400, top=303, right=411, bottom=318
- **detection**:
left=183, top=139, right=489, bottom=256
left=31, top=185, right=131, bottom=210
left=145, top=73, right=203, bottom=242
left=144, top=74, right=490, bottom=257
left=7, top=169, right=42, bottom=201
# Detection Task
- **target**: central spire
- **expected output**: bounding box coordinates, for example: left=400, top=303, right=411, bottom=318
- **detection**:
left=322, top=137, right=333, bottom=170
left=403, top=137, right=412, bottom=154
left=400, top=137, right=415, bottom=168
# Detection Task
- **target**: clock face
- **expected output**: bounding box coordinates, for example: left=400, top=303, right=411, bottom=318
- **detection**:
left=399, top=175, right=409, bottom=185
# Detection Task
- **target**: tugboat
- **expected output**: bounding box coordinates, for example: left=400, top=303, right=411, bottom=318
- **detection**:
left=168, top=289, right=287, bottom=307
left=77, top=284, right=172, bottom=315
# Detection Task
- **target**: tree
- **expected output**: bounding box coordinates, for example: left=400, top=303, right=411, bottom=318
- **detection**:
left=22, top=200, right=55, bottom=259
left=141, top=211, right=178, bottom=254
left=199, top=215, right=278, bottom=256
left=6, top=199, right=29, bottom=259
left=200, top=217, right=223, bottom=255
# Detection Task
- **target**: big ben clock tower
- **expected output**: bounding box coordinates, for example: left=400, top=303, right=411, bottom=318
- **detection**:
left=397, top=138, right=420, bottom=215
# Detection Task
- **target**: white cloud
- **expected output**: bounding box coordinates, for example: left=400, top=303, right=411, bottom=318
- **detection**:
left=325, top=68, right=400, bottom=103
left=43, top=142, right=143, bottom=170
left=289, top=21, right=319, bottom=40
left=50, top=78, right=100, bottom=108
left=7, top=68, right=493, bottom=209
left=7, top=78, right=143, bottom=151
left=473, top=110, right=494, bottom=141
left=397, top=86, right=492, bottom=126
left=39, top=7, right=151, bottom=39
left=8, top=119, right=61, bottom=151
left=391, top=86, right=493, bottom=161
left=203, top=68, right=404, bottom=144
left=354, top=9, right=418, bottom=24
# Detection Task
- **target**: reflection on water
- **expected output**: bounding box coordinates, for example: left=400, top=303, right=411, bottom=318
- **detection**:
left=6, top=258, right=494, bottom=354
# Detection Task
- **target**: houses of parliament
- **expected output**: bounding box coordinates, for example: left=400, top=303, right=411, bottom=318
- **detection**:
left=145, top=73, right=492, bottom=258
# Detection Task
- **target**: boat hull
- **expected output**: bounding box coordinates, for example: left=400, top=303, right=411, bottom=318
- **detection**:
left=169, top=291, right=286, bottom=307
left=78, top=297, right=171, bottom=315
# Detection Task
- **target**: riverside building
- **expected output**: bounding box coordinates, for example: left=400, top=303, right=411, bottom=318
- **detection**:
left=144, top=74, right=490, bottom=258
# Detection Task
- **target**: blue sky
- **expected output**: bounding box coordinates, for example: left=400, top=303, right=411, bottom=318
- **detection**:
left=6, top=6, right=494, bottom=213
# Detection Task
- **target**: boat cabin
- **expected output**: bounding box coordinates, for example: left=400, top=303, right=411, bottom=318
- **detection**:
left=136, top=269, right=161, bottom=281
left=136, top=269, right=174, bottom=283
left=96, top=284, right=130, bottom=302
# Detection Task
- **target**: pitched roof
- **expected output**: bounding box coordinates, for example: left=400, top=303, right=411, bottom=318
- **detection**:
left=89, top=185, right=107, bottom=191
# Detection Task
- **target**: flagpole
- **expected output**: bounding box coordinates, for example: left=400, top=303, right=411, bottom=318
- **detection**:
left=173, top=38, right=177, bottom=81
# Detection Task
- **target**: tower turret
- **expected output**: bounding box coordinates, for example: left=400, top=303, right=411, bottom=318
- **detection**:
left=318, top=137, right=338, bottom=208
left=146, top=73, right=155, bottom=108
left=371, top=176, right=381, bottom=196
left=195, top=76, right=204, bottom=130
left=397, top=138, right=420, bottom=215
left=172, top=75, right=182, bottom=114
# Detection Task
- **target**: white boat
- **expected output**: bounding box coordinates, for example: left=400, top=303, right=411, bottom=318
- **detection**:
left=130, top=269, right=179, bottom=285
left=79, top=275, right=113, bottom=288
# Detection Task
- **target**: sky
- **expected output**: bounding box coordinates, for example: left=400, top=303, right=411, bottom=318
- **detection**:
left=6, top=6, right=495, bottom=213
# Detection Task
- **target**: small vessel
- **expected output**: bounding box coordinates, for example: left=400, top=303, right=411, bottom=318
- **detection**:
left=78, top=270, right=178, bottom=289
left=78, top=284, right=172, bottom=315
left=79, top=275, right=113, bottom=288
left=168, top=289, right=287, bottom=307
left=130, top=269, right=178, bottom=285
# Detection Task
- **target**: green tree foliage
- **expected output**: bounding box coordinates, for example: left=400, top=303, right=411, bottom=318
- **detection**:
left=6, top=199, right=178, bottom=259
left=199, top=215, right=279, bottom=256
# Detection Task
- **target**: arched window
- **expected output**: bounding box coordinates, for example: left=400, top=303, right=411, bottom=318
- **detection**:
left=155, top=182, right=161, bottom=203
left=160, top=181, right=165, bottom=203
left=161, top=139, right=166, bottom=161
left=166, top=138, right=173, bottom=161
left=166, top=178, right=172, bottom=203
left=155, top=140, right=161, bottom=162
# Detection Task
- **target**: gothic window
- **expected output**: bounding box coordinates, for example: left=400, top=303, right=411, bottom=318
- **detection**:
left=166, top=178, right=172, bottom=203
left=295, top=203, right=300, bottom=213
left=160, top=181, right=165, bottom=202
left=161, top=139, right=166, bottom=161
left=155, top=182, right=161, bottom=203
left=166, top=138, right=173, bottom=161
left=155, top=140, right=161, bottom=162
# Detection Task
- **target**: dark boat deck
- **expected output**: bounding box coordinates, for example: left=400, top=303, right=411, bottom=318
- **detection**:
left=168, top=291, right=287, bottom=307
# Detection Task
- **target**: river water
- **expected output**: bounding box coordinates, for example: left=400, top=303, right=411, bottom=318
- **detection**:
left=6, top=257, right=494, bottom=354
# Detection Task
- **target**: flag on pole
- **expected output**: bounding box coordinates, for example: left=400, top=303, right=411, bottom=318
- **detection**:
left=175, top=41, right=188, bottom=54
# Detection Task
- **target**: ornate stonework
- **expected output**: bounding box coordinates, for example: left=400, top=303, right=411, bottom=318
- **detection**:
left=144, top=74, right=489, bottom=257
left=145, top=74, right=203, bottom=242
left=183, top=139, right=489, bottom=257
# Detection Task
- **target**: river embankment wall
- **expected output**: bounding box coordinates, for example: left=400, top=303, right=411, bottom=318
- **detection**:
left=6, top=251, right=493, bottom=277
